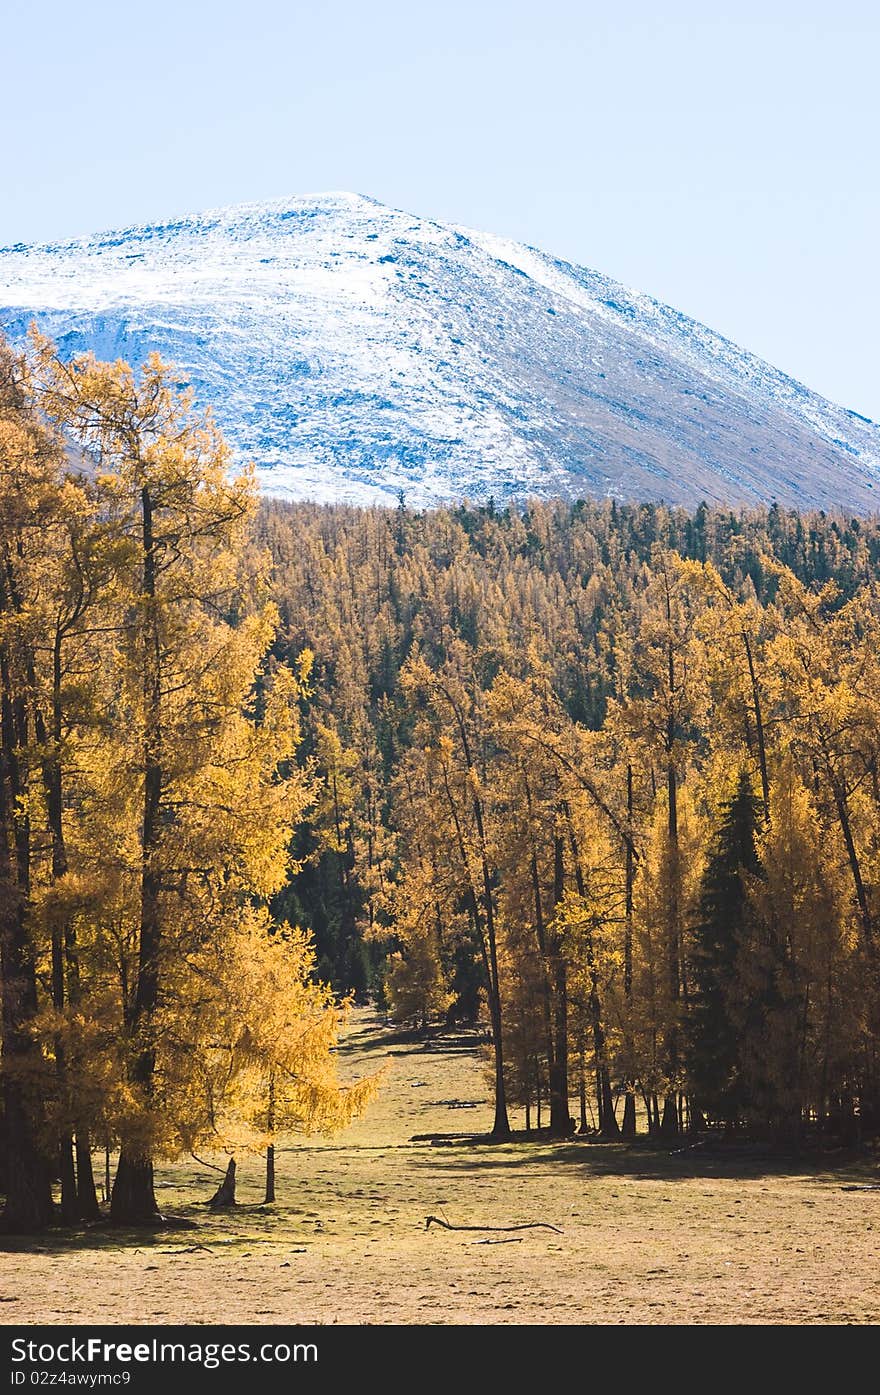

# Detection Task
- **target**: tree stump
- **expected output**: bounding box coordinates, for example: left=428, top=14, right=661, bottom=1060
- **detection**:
left=206, top=1158, right=236, bottom=1209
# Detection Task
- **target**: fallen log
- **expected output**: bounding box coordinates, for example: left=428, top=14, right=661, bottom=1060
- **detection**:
left=425, top=1215, right=562, bottom=1234
left=159, top=1244, right=214, bottom=1255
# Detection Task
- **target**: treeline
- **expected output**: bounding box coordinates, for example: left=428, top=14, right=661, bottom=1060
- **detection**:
left=261, top=493, right=880, bottom=1145
left=0, top=338, right=372, bottom=1235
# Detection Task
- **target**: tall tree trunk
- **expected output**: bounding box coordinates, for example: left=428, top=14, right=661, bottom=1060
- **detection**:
left=594, top=1043, right=605, bottom=1130
left=51, top=927, right=77, bottom=1225
left=650, top=1093, right=661, bottom=1135
left=112, top=486, right=163, bottom=1224
left=821, top=748, right=880, bottom=1125
left=742, top=631, right=770, bottom=815
left=476, top=836, right=510, bottom=1139
left=486, top=969, right=511, bottom=1138
left=624, top=764, right=634, bottom=998
left=622, top=1092, right=637, bottom=1138
left=550, top=953, right=570, bottom=1136
left=548, top=832, right=570, bottom=1137
left=265, top=1146, right=276, bottom=1205
left=0, top=633, right=52, bottom=1233
left=39, top=631, right=77, bottom=1222
left=0, top=857, right=53, bottom=1229
left=63, top=871, right=100, bottom=1220
left=75, top=1132, right=99, bottom=1220
left=265, top=1075, right=276, bottom=1204
left=660, top=1093, right=679, bottom=1137
left=662, top=756, right=681, bottom=1139
left=565, top=811, right=618, bottom=1139
left=438, top=738, right=510, bottom=1140
left=622, top=763, right=637, bottom=1137
left=524, top=778, right=558, bottom=1129
left=826, top=762, right=874, bottom=958
left=661, top=570, right=682, bottom=1140
left=467, top=897, right=509, bottom=1140
left=112, top=1154, right=160, bottom=1223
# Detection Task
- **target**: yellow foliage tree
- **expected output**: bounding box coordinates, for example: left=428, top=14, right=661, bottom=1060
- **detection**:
left=1, top=333, right=379, bottom=1225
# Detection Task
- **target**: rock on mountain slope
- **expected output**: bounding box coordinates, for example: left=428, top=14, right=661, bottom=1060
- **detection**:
left=1, top=192, right=878, bottom=511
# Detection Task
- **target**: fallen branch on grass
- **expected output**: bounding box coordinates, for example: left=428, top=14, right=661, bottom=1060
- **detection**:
left=97, top=1214, right=197, bottom=1232
left=474, top=1237, right=524, bottom=1245
left=669, top=1139, right=708, bottom=1155
left=840, top=1184, right=880, bottom=1191
left=159, top=1244, right=214, bottom=1255
left=425, top=1215, right=562, bottom=1234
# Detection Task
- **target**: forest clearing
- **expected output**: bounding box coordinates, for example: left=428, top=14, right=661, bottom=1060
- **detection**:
left=4, top=338, right=880, bottom=1332
left=4, top=10, right=878, bottom=1350
left=4, top=1009, right=880, bottom=1326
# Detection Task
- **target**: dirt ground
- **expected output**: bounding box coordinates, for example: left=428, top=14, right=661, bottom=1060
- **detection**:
left=3, top=1010, right=880, bottom=1325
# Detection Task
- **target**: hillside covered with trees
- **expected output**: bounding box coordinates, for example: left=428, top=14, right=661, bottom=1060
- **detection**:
left=3, top=333, right=880, bottom=1236
left=261, top=490, right=880, bottom=1148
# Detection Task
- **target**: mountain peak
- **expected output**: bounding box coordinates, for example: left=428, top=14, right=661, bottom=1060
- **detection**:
left=1, top=195, right=877, bottom=511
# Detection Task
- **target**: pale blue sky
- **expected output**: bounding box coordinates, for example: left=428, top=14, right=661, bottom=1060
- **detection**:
left=3, top=2, right=878, bottom=418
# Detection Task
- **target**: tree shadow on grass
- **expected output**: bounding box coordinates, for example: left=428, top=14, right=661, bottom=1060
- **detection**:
left=0, top=1197, right=319, bottom=1257
left=0, top=1220, right=206, bottom=1257
left=334, top=1015, right=486, bottom=1062
left=406, top=1133, right=880, bottom=1185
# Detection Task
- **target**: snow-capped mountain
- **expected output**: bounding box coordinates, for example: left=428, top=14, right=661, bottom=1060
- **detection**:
left=1, top=192, right=878, bottom=511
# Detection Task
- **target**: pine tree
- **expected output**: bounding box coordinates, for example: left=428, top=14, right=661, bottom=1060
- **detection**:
left=688, top=771, right=763, bottom=1127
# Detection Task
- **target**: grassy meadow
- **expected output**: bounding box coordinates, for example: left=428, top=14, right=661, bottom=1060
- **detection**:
left=3, top=1009, right=879, bottom=1326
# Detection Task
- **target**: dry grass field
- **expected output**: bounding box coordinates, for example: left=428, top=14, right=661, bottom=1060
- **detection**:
left=3, top=1009, right=880, bottom=1325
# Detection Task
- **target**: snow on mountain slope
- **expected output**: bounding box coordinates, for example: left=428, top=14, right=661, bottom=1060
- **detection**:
left=1, top=192, right=878, bottom=511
